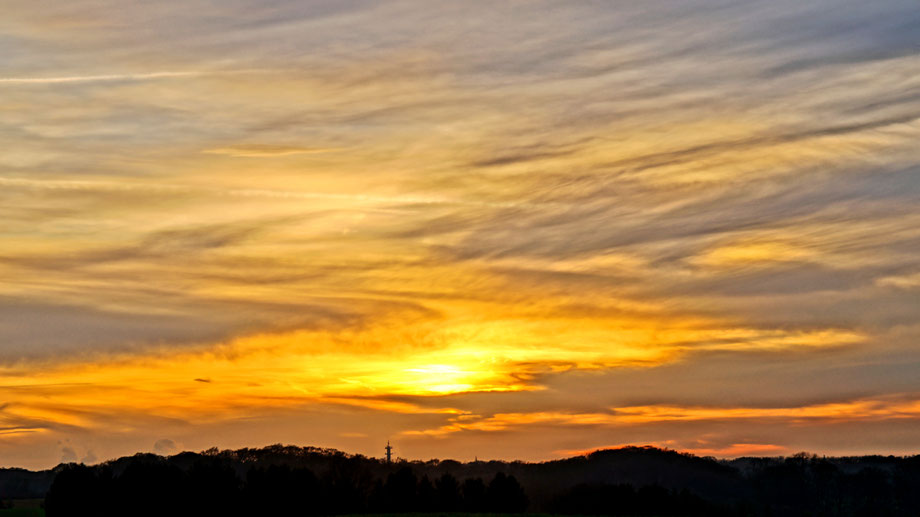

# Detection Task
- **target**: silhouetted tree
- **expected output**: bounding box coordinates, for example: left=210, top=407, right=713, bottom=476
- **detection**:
left=487, top=472, right=528, bottom=512
left=322, top=455, right=372, bottom=514
left=186, top=457, right=241, bottom=516
left=245, top=464, right=320, bottom=516
left=45, top=464, right=109, bottom=517
left=461, top=476, right=488, bottom=512
left=383, top=467, right=417, bottom=512
left=893, top=458, right=920, bottom=516
left=417, top=474, right=436, bottom=511
left=435, top=472, right=461, bottom=511
left=114, top=460, right=188, bottom=517
left=849, top=467, right=893, bottom=517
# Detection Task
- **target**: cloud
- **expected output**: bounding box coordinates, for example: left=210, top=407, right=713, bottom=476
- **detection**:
left=154, top=439, right=178, bottom=455
left=203, top=145, right=340, bottom=158
left=0, top=68, right=286, bottom=86
left=60, top=446, right=78, bottom=463
left=0, top=177, right=523, bottom=208
left=0, top=298, right=238, bottom=361
left=400, top=396, right=920, bottom=458
left=81, top=450, right=98, bottom=464
left=876, top=272, right=920, bottom=289
left=0, top=71, right=202, bottom=85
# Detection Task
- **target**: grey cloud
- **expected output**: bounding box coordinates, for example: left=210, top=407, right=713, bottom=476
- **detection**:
left=471, top=149, right=580, bottom=169
left=443, top=163, right=920, bottom=267
left=698, top=288, right=920, bottom=331
left=0, top=289, right=398, bottom=362
left=542, top=349, right=920, bottom=410
left=666, top=265, right=878, bottom=297
left=154, top=438, right=178, bottom=455
left=138, top=222, right=266, bottom=254
left=0, top=218, right=280, bottom=271
left=578, top=115, right=920, bottom=182
left=60, top=446, right=77, bottom=463
left=0, top=299, right=235, bottom=361
left=754, top=2, right=920, bottom=76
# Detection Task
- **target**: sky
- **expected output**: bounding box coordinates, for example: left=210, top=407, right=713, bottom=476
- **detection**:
left=1, top=0, right=920, bottom=470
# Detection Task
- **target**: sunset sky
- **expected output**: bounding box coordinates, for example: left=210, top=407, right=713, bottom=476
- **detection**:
left=2, top=0, right=920, bottom=470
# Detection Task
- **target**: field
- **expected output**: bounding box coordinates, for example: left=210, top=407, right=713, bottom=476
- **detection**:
left=0, top=499, right=43, bottom=517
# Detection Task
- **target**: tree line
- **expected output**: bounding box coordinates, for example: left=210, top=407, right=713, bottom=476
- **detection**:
left=44, top=458, right=527, bottom=517
left=33, top=445, right=920, bottom=516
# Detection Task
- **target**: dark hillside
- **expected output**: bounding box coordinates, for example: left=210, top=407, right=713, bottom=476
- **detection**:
left=3, top=445, right=920, bottom=516
left=0, top=468, right=54, bottom=500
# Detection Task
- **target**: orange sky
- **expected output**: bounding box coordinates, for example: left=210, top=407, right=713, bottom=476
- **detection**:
left=2, top=0, right=920, bottom=469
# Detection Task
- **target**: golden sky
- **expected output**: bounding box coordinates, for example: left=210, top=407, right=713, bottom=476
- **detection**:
left=2, top=0, right=920, bottom=469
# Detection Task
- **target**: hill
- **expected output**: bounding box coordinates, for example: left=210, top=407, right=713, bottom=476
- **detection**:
left=2, top=445, right=919, bottom=516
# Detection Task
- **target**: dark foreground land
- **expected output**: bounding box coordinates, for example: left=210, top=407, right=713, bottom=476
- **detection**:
left=2, top=445, right=920, bottom=516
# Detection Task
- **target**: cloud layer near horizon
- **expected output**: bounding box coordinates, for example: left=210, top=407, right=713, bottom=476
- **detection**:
left=2, top=0, right=920, bottom=469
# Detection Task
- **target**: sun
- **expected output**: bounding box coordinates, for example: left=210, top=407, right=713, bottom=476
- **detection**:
left=402, top=364, right=477, bottom=394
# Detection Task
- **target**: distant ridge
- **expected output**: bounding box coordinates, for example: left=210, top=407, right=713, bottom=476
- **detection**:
left=4, top=445, right=920, bottom=516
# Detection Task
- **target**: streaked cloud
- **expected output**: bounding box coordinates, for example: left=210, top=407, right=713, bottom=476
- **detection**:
left=202, top=145, right=340, bottom=158
left=402, top=396, right=920, bottom=437
left=0, top=71, right=202, bottom=84
left=876, top=272, right=920, bottom=289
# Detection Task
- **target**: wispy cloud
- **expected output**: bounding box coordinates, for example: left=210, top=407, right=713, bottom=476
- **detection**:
left=0, top=71, right=202, bottom=84
left=0, top=68, right=286, bottom=85
left=402, top=396, right=920, bottom=438
left=203, top=145, right=341, bottom=157
left=0, top=177, right=533, bottom=208
left=876, top=272, right=920, bottom=289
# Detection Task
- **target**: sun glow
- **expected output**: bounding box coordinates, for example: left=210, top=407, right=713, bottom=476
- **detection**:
left=0, top=313, right=865, bottom=445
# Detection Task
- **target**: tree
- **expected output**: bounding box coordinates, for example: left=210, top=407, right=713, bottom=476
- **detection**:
left=45, top=464, right=108, bottom=517
left=487, top=472, right=528, bottom=512
left=461, top=477, right=487, bottom=512
left=435, top=473, right=461, bottom=511
left=383, top=467, right=417, bottom=512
